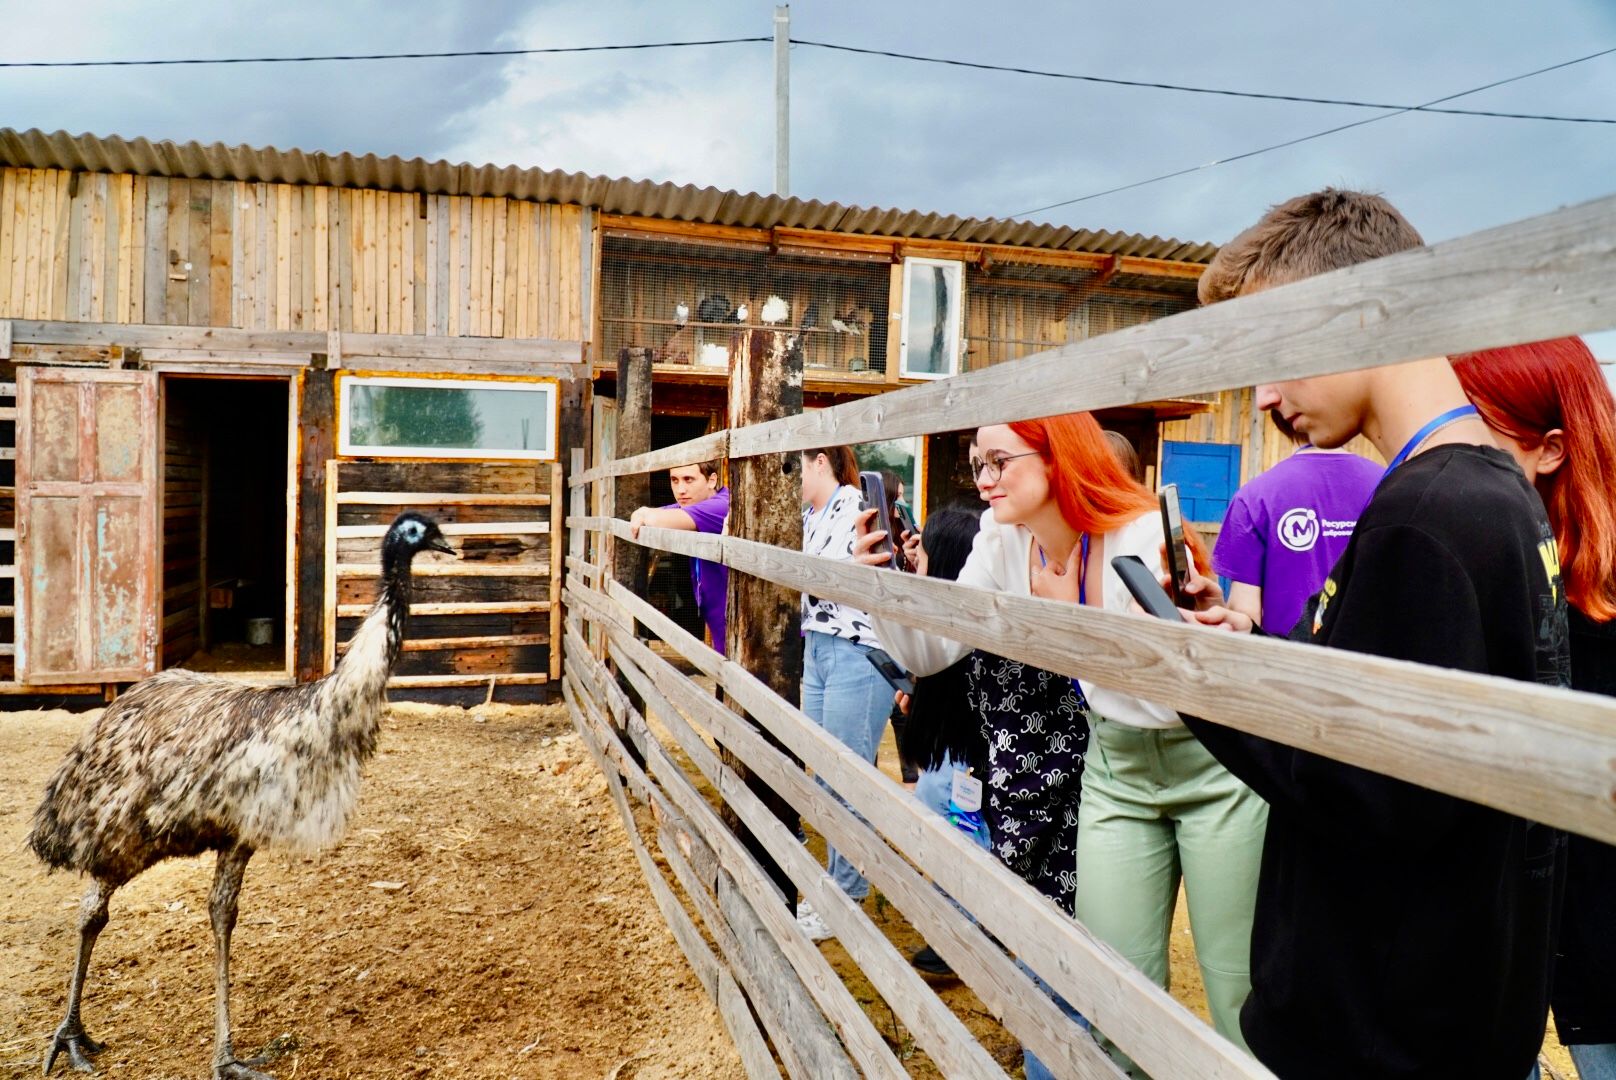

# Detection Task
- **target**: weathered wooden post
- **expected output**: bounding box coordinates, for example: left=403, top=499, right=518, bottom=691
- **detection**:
left=725, top=329, right=804, bottom=909
left=613, top=347, right=653, bottom=600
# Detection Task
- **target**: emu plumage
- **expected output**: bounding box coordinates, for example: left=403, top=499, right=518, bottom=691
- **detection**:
left=29, top=511, right=451, bottom=1078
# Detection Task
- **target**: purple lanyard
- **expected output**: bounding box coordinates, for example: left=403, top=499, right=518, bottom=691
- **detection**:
left=1037, top=533, right=1093, bottom=706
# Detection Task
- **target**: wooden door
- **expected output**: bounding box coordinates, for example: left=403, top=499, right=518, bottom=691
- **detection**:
left=17, top=368, right=160, bottom=684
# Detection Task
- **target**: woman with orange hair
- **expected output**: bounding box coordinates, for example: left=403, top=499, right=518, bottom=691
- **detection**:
left=861, top=412, right=1266, bottom=1069
left=1452, top=337, right=1616, bottom=1080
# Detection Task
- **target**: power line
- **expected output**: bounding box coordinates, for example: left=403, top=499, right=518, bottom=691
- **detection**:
left=0, top=38, right=769, bottom=68
left=1010, top=44, right=1616, bottom=218
left=793, top=40, right=1616, bottom=125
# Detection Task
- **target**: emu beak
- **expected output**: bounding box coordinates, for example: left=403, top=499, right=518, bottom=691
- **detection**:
left=429, top=537, right=458, bottom=557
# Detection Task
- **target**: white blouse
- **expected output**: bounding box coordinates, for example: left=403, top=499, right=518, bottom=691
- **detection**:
left=801, top=484, right=883, bottom=648
left=872, top=508, right=1182, bottom=729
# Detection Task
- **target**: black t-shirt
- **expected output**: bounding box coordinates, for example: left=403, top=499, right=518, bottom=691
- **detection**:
left=1184, top=444, right=1570, bottom=1080
left=1554, top=607, right=1616, bottom=1044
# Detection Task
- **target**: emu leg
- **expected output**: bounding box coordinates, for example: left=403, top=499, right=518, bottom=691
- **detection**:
left=208, top=845, right=274, bottom=1080
left=43, top=879, right=114, bottom=1075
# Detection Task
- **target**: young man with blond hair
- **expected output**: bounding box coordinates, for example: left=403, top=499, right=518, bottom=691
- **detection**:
left=629, top=460, right=729, bottom=653
left=1180, top=189, right=1569, bottom=1079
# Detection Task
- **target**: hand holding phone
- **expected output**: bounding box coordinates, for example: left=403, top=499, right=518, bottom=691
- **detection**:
left=1112, top=555, right=1186, bottom=621
left=858, top=471, right=902, bottom=571
left=1158, top=484, right=1193, bottom=609
left=865, top=647, right=916, bottom=696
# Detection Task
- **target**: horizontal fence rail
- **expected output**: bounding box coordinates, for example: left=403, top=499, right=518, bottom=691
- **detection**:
left=562, top=193, right=1616, bottom=1078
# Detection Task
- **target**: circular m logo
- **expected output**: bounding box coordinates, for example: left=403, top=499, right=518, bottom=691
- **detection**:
left=1277, top=508, right=1320, bottom=552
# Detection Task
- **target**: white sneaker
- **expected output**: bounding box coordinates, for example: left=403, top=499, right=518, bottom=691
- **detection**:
left=796, top=900, right=834, bottom=943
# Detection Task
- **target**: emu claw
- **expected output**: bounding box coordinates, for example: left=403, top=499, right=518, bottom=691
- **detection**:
left=213, top=1060, right=275, bottom=1080
left=42, top=1028, right=103, bottom=1074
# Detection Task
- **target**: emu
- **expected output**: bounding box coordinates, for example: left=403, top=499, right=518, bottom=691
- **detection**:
left=29, top=511, right=453, bottom=1078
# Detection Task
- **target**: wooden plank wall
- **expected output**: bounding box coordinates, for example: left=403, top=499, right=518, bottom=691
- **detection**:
left=160, top=388, right=205, bottom=667
left=0, top=167, right=587, bottom=342
left=326, top=459, right=559, bottom=693
left=1160, top=387, right=1381, bottom=486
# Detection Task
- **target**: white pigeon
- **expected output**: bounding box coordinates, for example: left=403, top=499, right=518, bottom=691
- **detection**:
left=735, top=302, right=750, bottom=323
left=674, top=302, right=689, bottom=326
left=760, top=295, right=789, bottom=324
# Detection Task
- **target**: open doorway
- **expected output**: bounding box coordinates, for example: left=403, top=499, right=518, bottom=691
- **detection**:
left=161, top=376, right=292, bottom=677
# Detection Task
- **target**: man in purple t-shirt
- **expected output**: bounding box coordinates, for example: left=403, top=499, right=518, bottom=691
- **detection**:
left=628, top=460, right=730, bottom=653
left=1212, top=416, right=1382, bottom=636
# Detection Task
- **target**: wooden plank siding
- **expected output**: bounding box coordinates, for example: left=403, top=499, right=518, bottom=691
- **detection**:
left=1160, top=387, right=1381, bottom=488
left=0, top=167, right=588, bottom=343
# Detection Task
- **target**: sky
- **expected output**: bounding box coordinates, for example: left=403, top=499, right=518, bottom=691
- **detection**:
left=2, top=0, right=1614, bottom=365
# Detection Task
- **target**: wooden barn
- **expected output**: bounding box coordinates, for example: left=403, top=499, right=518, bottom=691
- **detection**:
left=0, top=126, right=1299, bottom=697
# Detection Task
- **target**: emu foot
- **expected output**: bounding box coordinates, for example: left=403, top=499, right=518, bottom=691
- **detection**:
left=42, top=1025, right=103, bottom=1074
left=212, top=1061, right=275, bottom=1080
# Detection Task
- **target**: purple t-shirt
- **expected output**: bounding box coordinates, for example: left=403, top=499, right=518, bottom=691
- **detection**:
left=670, top=487, right=729, bottom=654
left=1212, top=449, right=1382, bottom=636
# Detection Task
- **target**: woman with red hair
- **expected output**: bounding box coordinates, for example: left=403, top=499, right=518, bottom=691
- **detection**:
left=861, top=412, right=1266, bottom=1071
left=1452, top=337, right=1616, bottom=1080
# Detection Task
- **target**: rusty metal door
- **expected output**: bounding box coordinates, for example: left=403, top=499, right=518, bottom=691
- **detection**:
left=17, top=368, right=159, bottom=684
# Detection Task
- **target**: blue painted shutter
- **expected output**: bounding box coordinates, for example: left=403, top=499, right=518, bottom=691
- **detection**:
left=1160, top=442, right=1242, bottom=523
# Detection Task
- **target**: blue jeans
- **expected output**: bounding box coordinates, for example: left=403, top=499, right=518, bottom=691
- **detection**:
left=801, top=631, right=892, bottom=900
left=1532, top=1044, right=1616, bottom=1080
left=1016, top=957, right=1090, bottom=1080
left=914, top=753, right=992, bottom=852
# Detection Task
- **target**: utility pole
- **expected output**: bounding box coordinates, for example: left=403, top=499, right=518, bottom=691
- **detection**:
left=774, top=5, right=790, bottom=196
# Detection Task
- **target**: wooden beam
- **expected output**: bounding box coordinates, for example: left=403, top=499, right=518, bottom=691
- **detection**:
left=576, top=578, right=1265, bottom=1080
left=337, top=600, right=553, bottom=617
left=333, top=521, right=548, bottom=539
left=334, top=562, right=551, bottom=577
left=386, top=672, right=548, bottom=688
left=724, top=328, right=804, bottom=914
left=339, top=632, right=549, bottom=654
left=0, top=319, right=11, bottom=360
left=295, top=369, right=335, bottom=683
left=6, top=319, right=584, bottom=366
left=592, top=515, right=1616, bottom=848
left=571, top=430, right=729, bottom=487
left=613, top=345, right=653, bottom=601
left=596, top=611, right=1118, bottom=1078
left=336, top=490, right=551, bottom=506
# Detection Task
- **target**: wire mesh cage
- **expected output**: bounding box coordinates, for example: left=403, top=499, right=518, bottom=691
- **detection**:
left=599, top=233, right=892, bottom=377
left=964, top=260, right=1199, bottom=372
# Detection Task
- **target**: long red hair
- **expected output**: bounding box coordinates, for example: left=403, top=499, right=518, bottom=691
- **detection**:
left=1452, top=337, right=1616, bottom=622
left=1007, top=413, right=1210, bottom=573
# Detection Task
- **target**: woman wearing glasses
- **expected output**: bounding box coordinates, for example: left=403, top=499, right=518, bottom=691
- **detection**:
left=860, top=413, right=1267, bottom=1068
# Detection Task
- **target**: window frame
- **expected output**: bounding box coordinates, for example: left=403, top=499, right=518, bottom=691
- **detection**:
left=336, top=372, right=560, bottom=461
left=898, top=257, right=965, bottom=380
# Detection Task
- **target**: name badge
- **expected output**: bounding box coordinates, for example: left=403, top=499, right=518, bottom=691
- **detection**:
left=951, top=770, right=984, bottom=813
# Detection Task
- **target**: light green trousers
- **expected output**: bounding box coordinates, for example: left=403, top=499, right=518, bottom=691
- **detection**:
left=1074, top=717, right=1267, bottom=1068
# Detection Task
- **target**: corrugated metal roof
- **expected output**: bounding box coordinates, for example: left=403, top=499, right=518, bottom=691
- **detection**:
left=0, top=128, right=1217, bottom=264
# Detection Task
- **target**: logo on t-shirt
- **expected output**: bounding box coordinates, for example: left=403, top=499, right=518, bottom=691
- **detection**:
left=1277, top=507, right=1321, bottom=552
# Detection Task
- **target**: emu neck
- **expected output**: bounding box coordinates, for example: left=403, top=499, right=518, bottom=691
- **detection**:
left=376, top=544, right=415, bottom=670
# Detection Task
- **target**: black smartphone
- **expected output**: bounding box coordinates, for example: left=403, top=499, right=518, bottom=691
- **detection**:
left=1158, top=483, right=1193, bottom=609
left=865, top=648, right=915, bottom=696
left=1112, top=555, right=1186, bottom=622
left=858, top=470, right=901, bottom=570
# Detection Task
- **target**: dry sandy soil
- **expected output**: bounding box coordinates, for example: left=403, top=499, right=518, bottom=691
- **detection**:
left=3, top=701, right=1577, bottom=1079
left=1, top=703, right=743, bottom=1080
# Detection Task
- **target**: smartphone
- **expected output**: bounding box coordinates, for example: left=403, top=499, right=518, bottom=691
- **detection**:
left=1158, top=483, right=1193, bottom=609
left=858, top=471, right=902, bottom=571
left=1111, top=555, right=1186, bottom=622
left=865, top=647, right=916, bottom=696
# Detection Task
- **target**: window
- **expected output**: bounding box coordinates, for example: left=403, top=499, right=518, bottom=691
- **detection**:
left=338, top=375, right=558, bottom=460
left=900, top=258, right=964, bottom=379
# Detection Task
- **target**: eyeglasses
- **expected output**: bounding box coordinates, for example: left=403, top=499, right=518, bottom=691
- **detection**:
left=968, top=451, right=1041, bottom=483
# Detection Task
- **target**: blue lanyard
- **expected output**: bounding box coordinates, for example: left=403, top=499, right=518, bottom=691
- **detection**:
left=1382, top=405, right=1478, bottom=477
left=691, top=559, right=702, bottom=613
left=1036, top=533, right=1093, bottom=704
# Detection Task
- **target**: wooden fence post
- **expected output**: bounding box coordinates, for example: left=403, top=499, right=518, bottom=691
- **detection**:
left=613, top=347, right=652, bottom=601
left=725, top=329, right=804, bottom=910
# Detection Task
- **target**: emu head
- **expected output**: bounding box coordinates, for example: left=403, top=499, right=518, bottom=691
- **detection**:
left=384, top=511, right=455, bottom=561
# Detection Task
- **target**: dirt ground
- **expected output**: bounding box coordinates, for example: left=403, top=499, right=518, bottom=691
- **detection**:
left=1, top=703, right=743, bottom=1080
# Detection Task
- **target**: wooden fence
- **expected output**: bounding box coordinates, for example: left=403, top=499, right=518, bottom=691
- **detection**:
left=560, top=191, right=1616, bottom=1079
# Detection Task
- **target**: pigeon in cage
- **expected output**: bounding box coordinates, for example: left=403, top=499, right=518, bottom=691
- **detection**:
left=735, top=302, right=750, bottom=323
left=760, top=295, right=789, bottom=325
left=696, top=294, right=732, bottom=323
left=800, top=300, right=821, bottom=331
left=831, top=308, right=866, bottom=335
left=674, top=301, right=689, bottom=326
